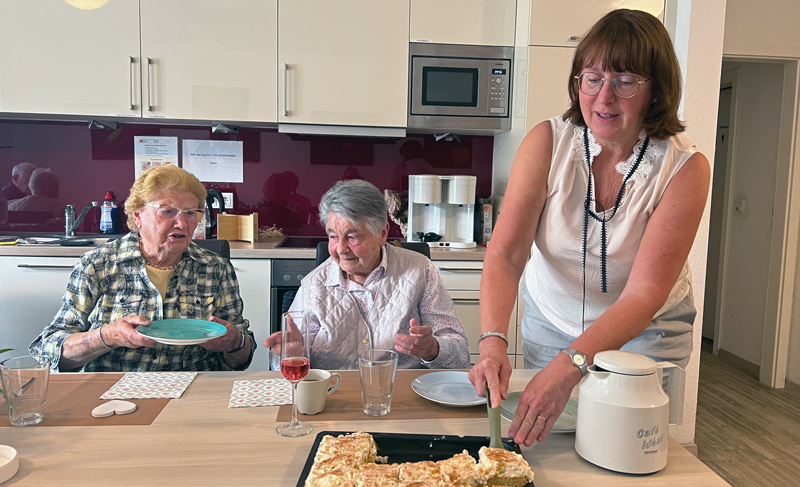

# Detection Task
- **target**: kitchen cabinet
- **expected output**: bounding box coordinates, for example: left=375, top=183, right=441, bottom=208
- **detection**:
left=0, top=256, right=78, bottom=359
left=230, top=258, right=271, bottom=371
left=140, top=0, right=277, bottom=122
left=0, top=0, right=278, bottom=123
left=410, top=0, right=516, bottom=47
left=434, top=260, right=519, bottom=367
left=278, top=0, right=409, bottom=129
left=529, top=0, right=665, bottom=47
left=525, top=46, right=575, bottom=133
left=0, top=0, right=140, bottom=117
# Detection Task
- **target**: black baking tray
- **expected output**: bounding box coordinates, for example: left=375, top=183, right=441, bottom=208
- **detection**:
left=296, top=430, right=534, bottom=486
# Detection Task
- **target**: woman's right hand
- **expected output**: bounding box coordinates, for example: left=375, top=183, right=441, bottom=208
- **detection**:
left=468, top=338, right=513, bottom=407
left=102, top=315, right=156, bottom=349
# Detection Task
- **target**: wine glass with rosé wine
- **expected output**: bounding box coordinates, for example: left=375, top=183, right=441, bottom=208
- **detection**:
left=276, top=310, right=313, bottom=437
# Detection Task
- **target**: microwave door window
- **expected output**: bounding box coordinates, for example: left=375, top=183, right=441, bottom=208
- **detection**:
left=421, top=67, right=478, bottom=107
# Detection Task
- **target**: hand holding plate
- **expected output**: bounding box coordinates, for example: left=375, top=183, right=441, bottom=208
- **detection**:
left=105, top=315, right=155, bottom=349
left=199, top=317, right=240, bottom=352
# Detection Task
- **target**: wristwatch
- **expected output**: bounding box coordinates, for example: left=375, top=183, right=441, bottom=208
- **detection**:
left=561, top=347, right=588, bottom=377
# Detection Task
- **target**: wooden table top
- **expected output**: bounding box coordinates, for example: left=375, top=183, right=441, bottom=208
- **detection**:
left=0, top=370, right=729, bottom=486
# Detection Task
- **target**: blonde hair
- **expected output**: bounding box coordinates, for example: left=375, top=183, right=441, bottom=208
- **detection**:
left=125, top=165, right=206, bottom=231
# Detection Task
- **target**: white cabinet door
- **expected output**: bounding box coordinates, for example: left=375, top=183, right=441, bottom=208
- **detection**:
left=529, top=0, right=665, bottom=47
left=278, top=0, right=409, bottom=127
left=140, top=0, right=278, bottom=122
left=410, top=0, right=517, bottom=47
left=231, top=258, right=271, bottom=371
left=0, top=0, right=140, bottom=117
left=434, top=260, right=519, bottom=366
left=0, top=257, right=78, bottom=358
left=525, top=46, right=575, bottom=133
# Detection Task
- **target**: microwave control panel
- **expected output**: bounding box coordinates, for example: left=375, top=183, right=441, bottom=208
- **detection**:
left=488, top=61, right=511, bottom=115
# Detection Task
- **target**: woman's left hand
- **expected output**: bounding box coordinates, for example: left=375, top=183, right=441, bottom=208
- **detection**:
left=201, top=316, right=242, bottom=352
left=393, top=319, right=439, bottom=361
left=508, top=353, right=581, bottom=446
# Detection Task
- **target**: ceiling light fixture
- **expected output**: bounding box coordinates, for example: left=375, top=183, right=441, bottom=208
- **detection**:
left=64, top=0, right=108, bottom=11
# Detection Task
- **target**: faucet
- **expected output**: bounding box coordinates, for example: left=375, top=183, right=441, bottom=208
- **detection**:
left=65, top=201, right=99, bottom=236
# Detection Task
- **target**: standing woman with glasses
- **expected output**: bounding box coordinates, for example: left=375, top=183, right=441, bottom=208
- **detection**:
left=31, top=164, right=256, bottom=372
left=469, top=9, right=709, bottom=446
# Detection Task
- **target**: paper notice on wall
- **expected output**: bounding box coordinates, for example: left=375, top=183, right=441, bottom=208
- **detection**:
left=182, top=140, right=243, bottom=183
left=134, top=136, right=178, bottom=178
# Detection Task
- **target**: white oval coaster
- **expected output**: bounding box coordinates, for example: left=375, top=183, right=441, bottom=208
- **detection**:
left=92, top=400, right=137, bottom=418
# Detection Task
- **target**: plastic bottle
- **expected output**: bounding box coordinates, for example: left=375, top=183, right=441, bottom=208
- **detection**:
left=99, top=191, right=118, bottom=234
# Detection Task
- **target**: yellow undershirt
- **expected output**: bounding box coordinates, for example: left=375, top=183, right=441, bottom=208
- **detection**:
left=144, top=266, right=175, bottom=299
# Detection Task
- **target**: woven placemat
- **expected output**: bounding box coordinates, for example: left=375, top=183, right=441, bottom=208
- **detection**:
left=0, top=373, right=170, bottom=427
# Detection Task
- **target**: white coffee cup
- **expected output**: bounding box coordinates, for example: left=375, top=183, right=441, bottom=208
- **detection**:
left=296, top=369, right=341, bottom=415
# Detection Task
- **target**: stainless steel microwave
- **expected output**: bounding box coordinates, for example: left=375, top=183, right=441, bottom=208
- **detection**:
left=408, top=43, right=513, bottom=135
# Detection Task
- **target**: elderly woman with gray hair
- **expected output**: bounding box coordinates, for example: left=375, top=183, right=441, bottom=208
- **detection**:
left=264, top=179, right=470, bottom=370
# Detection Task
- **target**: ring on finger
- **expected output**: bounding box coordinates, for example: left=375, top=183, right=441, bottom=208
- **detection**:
left=536, top=415, right=548, bottom=423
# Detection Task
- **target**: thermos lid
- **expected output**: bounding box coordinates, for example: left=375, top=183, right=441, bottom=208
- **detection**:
left=593, top=350, right=657, bottom=375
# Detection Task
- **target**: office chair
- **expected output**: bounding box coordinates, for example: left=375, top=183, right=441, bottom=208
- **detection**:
left=315, top=240, right=430, bottom=267
left=192, top=239, right=231, bottom=260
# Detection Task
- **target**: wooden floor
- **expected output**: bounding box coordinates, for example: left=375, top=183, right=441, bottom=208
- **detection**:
left=695, top=350, right=800, bottom=486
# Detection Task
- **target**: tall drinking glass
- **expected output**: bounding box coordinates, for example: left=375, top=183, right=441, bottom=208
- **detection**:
left=276, top=311, right=313, bottom=437
left=0, top=354, right=50, bottom=426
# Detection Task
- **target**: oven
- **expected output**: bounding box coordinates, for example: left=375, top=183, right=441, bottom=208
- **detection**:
left=269, top=259, right=317, bottom=335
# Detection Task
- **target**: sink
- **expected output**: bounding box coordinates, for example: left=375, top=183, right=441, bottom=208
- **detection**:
left=0, top=231, right=125, bottom=246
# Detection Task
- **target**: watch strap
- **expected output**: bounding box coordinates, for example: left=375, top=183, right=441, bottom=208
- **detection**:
left=478, top=331, right=509, bottom=347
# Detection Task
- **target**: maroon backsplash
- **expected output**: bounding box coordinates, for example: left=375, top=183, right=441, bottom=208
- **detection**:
left=0, top=120, right=493, bottom=237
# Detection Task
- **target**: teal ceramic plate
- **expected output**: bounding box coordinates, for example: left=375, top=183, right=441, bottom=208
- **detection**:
left=411, top=371, right=486, bottom=407
left=136, top=319, right=226, bottom=345
left=500, top=393, right=578, bottom=433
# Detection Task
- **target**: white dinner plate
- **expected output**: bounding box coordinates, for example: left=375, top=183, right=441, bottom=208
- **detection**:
left=411, top=371, right=486, bottom=407
left=500, top=393, right=578, bottom=433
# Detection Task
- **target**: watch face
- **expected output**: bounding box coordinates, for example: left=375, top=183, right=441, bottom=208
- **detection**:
left=574, top=355, right=586, bottom=366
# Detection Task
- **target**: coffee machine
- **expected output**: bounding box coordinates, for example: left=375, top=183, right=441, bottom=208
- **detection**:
left=407, top=175, right=476, bottom=248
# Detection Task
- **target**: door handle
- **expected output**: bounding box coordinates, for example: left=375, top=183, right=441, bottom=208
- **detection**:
left=129, top=56, right=136, bottom=111
left=17, top=264, right=75, bottom=270
left=146, top=57, right=154, bottom=112
left=451, top=298, right=480, bottom=304
left=437, top=268, right=481, bottom=274
left=283, top=63, right=290, bottom=117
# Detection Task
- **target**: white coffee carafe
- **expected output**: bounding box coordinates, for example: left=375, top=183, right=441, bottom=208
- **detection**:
left=575, top=350, right=686, bottom=474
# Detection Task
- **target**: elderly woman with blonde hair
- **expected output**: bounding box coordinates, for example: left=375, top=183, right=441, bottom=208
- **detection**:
left=31, top=164, right=255, bottom=372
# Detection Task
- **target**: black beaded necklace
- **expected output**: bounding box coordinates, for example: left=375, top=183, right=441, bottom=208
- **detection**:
left=581, top=127, right=649, bottom=330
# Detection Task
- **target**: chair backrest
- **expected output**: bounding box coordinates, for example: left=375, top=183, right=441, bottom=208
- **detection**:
left=193, top=239, right=231, bottom=260
left=315, top=240, right=430, bottom=267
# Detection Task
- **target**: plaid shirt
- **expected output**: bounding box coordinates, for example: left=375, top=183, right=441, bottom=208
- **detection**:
left=30, top=232, right=255, bottom=372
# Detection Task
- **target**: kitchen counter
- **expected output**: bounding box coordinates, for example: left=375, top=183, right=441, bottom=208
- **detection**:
left=0, top=237, right=487, bottom=261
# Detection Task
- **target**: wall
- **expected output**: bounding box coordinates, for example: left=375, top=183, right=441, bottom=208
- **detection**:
left=723, top=0, right=800, bottom=388
left=0, top=121, right=493, bottom=237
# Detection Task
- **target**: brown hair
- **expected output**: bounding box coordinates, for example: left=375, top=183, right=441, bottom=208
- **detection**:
left=125, top=164, right=206, bottom=231
left=563, top=9, right=685, bottom=139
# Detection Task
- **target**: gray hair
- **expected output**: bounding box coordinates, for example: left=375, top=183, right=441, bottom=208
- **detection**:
left=318, top=179, right=388, bottom=236
left=28, top=168, right=59, bottom=197
left=12, top=162, right=35, bottom=181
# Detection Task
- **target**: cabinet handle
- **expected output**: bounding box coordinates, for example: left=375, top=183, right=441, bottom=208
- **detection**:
left=17, top=264, right=75, bottom=270
left=283, top=63, right=290, bottom=117
left=568, top=35, right=583, bottom=42
left=146, top=57, right=154, bottom=112
left=452, top=298, right=480, bottom=304
left=129, top=56, right=136, bottom=111
left=438, top=268, right=481, bottom=274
